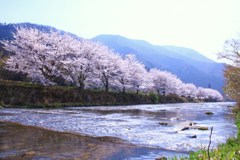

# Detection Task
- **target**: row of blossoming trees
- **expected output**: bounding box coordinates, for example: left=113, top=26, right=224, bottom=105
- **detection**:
left=0, top=27, right=223, bottom=101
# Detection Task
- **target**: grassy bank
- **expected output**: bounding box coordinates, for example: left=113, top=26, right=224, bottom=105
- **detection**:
left=171, top=107, right=240, bottom=160
left=0, top=80, right=191, bottom=108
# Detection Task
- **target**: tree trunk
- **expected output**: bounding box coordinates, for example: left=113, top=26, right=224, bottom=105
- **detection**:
left=78, top=75, right=85, bottom=90
left=105, top=79, right=109, bottom=92
left=79, top=83, right=85, bottom=90
left=136, top=85, right=140, bottom=94
left=163, top=91, right=166, bottom=96
left=122, top=86, right=125, bottom=93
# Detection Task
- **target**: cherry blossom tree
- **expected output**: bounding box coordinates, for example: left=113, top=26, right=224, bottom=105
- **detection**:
left=149, top=68, right=183, bottom=96
left=149, top=68, right=167, bottom=95
left=1, top=27, right=78, bottom=85
left=197, top=87, right=223, bottom=101
left=125, top=54, right=148, bottom=94
left=92, top=45, right=122, bottom=91
left=64, top=40, right=103, bottom=90
left=165, top=75, right=183, bottom=95
left=180, top=83, right=197, bottom=98
left=114, top=56, right=132, bottom=93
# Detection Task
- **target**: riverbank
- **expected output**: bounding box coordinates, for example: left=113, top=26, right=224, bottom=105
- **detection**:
left=0, top=80, right=197, bottom=108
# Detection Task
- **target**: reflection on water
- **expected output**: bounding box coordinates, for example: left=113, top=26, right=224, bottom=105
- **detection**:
left=0, top=102, right=237, bottom=159
left=80, top=108, right=178, bottom=119
left=0, top=122, right=185, bottom=160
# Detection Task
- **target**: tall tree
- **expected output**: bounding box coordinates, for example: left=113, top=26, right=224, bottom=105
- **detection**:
left=64, top=40, right=102, bottom=90
left=115, top=55, right=132, bottom=93
left=218, top=38, right=240, bottom=67
left=125, top=55, right=148, bottom=94
left=223, top=65, right=240, bottom=101
left=149, top=68, right=168, bottom=95
left=218, top=37, right=240, bottom=105
left=149, top=68, right=183, bottom=96
left=1, top=27, right=78, bottom=85
left=93, top=45, right=122, bottom=92
left=197, top=87, right=223, bottom=101
left=180, top=83, right=197, bottom=98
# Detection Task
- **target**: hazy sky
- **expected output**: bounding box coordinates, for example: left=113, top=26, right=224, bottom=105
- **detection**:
left=1, top=0, right=240, bottom=61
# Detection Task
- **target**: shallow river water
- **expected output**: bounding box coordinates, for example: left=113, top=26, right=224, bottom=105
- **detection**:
left=0, top=102, right=237, bottom=159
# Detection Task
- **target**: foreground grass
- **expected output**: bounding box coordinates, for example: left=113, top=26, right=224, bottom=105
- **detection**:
left=171, top=107, right=240, bottom=160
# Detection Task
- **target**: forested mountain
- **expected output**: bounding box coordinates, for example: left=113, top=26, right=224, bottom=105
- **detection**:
left=93, top=35, right=224, bottom=92
left=0, top=23, right=224, bottom=92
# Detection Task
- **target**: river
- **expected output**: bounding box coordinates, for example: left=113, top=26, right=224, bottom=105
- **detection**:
left=0, top=102, right=237, bottom=159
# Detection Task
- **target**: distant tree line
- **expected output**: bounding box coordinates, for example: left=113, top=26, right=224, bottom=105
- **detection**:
left=0, top=27, right=223, bottom=101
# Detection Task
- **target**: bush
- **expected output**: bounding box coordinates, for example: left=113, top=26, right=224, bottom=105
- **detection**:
left=149, top=92, right=159, bottom=103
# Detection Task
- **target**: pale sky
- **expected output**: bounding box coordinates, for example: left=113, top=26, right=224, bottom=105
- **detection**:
left=1, top=0, right=240, bottom=61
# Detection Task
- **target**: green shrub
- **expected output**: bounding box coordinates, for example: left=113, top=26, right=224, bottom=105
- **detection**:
left=149, top=92, right=159, bottom=103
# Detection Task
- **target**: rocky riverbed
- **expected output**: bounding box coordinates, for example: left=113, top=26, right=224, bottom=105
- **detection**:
left=0, top=102, right=237, bottom=159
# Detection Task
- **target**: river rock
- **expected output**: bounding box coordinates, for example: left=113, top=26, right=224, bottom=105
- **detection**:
left=179, top=121, right=197, bottom=127
left=177, top=121, right=208, bottom=131
left=205, top=111, right=214, bottom=115
left=159, top=122, right=172, bottom=126
left=189, top=122, right=197, bottom=126
left=181, top=127, right=190, bottom=131
left=155, top=156, right=167, bottom=160
left=177, top=121, right=197, bottom=130
left=159, top=109, right=166, bottom=112
left=24, top=151, right=36, bottom=156
left=170, top=117, right=181, bottom=121
left=196, top=126, right=209, bottom=130
left=188, top=135, right=197, bottom=138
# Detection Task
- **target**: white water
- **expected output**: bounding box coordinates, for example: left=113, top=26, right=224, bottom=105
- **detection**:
left=0, top=102, right=237, bottom=156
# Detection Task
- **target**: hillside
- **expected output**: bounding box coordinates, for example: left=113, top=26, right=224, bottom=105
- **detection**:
left=93, top=35, right=224, bottom=92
